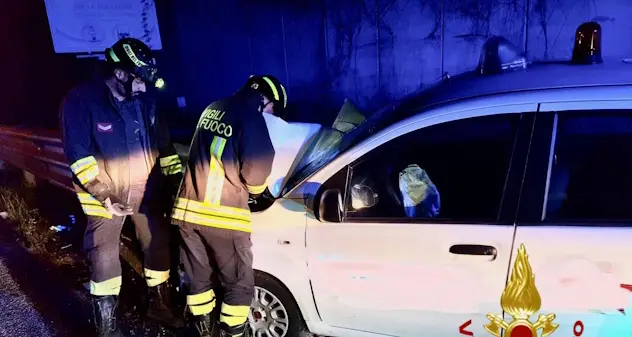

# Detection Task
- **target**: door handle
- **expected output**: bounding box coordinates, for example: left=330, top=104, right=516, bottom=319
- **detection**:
left=449, top=244, right=498, bottom=257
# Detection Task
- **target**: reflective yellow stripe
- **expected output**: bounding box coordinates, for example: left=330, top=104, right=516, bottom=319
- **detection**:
left=187, top=289, right=216, bottom=316
left=189, top=302, right=214, bottom=316
left=90, top=276, right=122, bottom=296
left=160, top=155, right=181, bottom=167
left=71, top=156, right=99, bottom=184
left=108, top=49, right=120, bottom=62
left=160, top=155, right=183, bottom=176
left=144, top=268, right=170, bottom=287
left=171, top=198, right=251, bottom=231
left=204, top=136, right=227, bottom=205
left=76, top=193, right=112, bottom=219
left=174, top=198, right=250, bottom=220
left=77, top=192, right=101, bottom=205
left=81, top=205, right=112, bottom=219
left=162, top=163, right=183, bottom=175
left=220, top=303, right=250, bottom=327
left=123, top=44, right=147, bottom=67
left=220, top=314, right=247, bottom=326
left=261, top=77, right=279, bottom=101
left=188, top=289, right=215, bottom=305
left=70, top=156, right=97, bottom=173
left=246, top=181, right=267, bottom=195
left=76, top=165, right=98, bottom=184
left=172, top=209, right=251, bottom=232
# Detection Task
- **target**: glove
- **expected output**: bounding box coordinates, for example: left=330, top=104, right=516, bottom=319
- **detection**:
left=84, top=180, right=134, bottom=216
left=249, top=187, right=272, bottom=200
left=248, top=187, right=274, bottom=210
left=104, top=196, right=134, bottom=216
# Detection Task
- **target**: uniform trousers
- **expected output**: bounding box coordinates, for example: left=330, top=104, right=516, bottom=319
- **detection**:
left=84, top=210, right=171, bottom=296
left=179, top=225, right=254, bottom=328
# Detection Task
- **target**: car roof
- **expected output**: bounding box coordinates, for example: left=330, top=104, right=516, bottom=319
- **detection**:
left=286, top=58, right=632, bottom=197
left=369, top=58, right=632, bottom=128
left=422, top=59, right=632, bottom=106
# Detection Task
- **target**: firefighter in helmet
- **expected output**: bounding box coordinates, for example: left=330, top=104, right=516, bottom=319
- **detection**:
left=60, top=37, right=184, bottom=336
left=173, top=75, right=287, bottom=336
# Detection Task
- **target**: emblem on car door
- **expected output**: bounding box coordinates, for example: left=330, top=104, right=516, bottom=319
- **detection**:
left=484, top=244, right=559, bottom=337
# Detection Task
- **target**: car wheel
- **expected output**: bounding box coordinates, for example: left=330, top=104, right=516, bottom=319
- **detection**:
left=247, top=271, right=307, bottom=337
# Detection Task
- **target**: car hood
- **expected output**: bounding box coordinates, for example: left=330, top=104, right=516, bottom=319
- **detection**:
left=279, top=99, right=366, bottom=196
left=263, top=113, right=322, bottom=198
left=174, top=100, right=366, bottom=199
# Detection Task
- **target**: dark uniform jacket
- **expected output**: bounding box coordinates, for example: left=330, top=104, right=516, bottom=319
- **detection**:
left=60, top=80, right=182, bottom=219
left=172, top=89, right=275, bottom=232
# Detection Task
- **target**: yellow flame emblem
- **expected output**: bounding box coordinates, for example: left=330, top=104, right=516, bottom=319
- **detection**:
left=485, top=244, right=559, bottom=337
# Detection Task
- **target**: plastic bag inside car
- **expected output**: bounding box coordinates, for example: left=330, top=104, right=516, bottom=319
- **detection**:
left=398, top=164, right=441, bottom=218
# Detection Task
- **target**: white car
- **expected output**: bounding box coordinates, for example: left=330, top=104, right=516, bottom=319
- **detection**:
left=245, top=57, right=632, bottom=337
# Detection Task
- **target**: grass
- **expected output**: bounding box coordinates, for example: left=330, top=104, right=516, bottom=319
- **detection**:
left=0, top=185, right=76, bottom=267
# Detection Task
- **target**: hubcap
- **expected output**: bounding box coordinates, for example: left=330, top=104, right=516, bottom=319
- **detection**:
left=247, top=286, right=290, bottom=337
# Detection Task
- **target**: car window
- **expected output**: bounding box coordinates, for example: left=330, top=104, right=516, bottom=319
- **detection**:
left=339, top=113, right=521, bottom=222
left=544, top=110, right=632, bottom=221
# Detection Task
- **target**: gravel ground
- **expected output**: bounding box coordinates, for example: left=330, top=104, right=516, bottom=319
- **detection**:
left=0, top=219, right=182, bottom=337
left=0, top=221, right=93, bottom=337
left=0, top=253, right=53, bottom=337
left=0, top=177, right=187, bottom=337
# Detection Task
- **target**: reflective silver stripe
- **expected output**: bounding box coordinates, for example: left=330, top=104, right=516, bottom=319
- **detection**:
left=90, top=276, right=122, bottom=296
left=204, top=136, right=227, bottom=205
left=279, top=83, right=288, bottom=108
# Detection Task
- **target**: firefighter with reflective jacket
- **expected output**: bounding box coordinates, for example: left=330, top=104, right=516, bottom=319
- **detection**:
left=60, top=38, right=185, bottom=336
left=173, top=75, right=286, bottom=337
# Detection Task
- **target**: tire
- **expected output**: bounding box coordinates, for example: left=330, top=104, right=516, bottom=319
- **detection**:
left=248, top=271, right=308, bottom=337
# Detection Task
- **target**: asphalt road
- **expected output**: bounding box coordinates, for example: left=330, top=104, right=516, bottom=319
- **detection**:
left=0, top=252, right=53, bottom=337
left=0, top=219, right=180, bottom=337
left=0, top=223, right=93, bottom=337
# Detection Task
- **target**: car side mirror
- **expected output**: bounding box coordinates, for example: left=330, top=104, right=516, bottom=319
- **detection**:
left=318, top=189, right=342, bottom=223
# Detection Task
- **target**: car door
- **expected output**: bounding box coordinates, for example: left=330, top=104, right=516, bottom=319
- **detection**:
left=303, top=104, right=536, bottom=337
left=514, top=100, right=632, bottom=337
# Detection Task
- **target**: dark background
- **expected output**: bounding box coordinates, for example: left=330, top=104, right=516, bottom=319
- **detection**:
left=2, top=0, right=628, bottom=134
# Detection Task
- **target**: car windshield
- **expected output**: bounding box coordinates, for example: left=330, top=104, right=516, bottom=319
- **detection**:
left=281, top=105, right=396, bottom=195
left=281, top=129, right=345, bottom=195
left=280, top=78, right=448, bottom=195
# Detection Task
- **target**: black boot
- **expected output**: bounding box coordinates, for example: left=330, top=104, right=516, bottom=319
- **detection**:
left=188, top=314, right=214, bottom=337
left=147, top=282, right=186, bottom=328
left=218, top=322, right=248, bottom=337
left=91, top=295, right=125, bottom=337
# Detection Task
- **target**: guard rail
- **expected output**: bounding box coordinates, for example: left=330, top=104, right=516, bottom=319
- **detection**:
left=0, top=126, right=188, bottom=276
left=0, top=127, right=72, bottom=191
